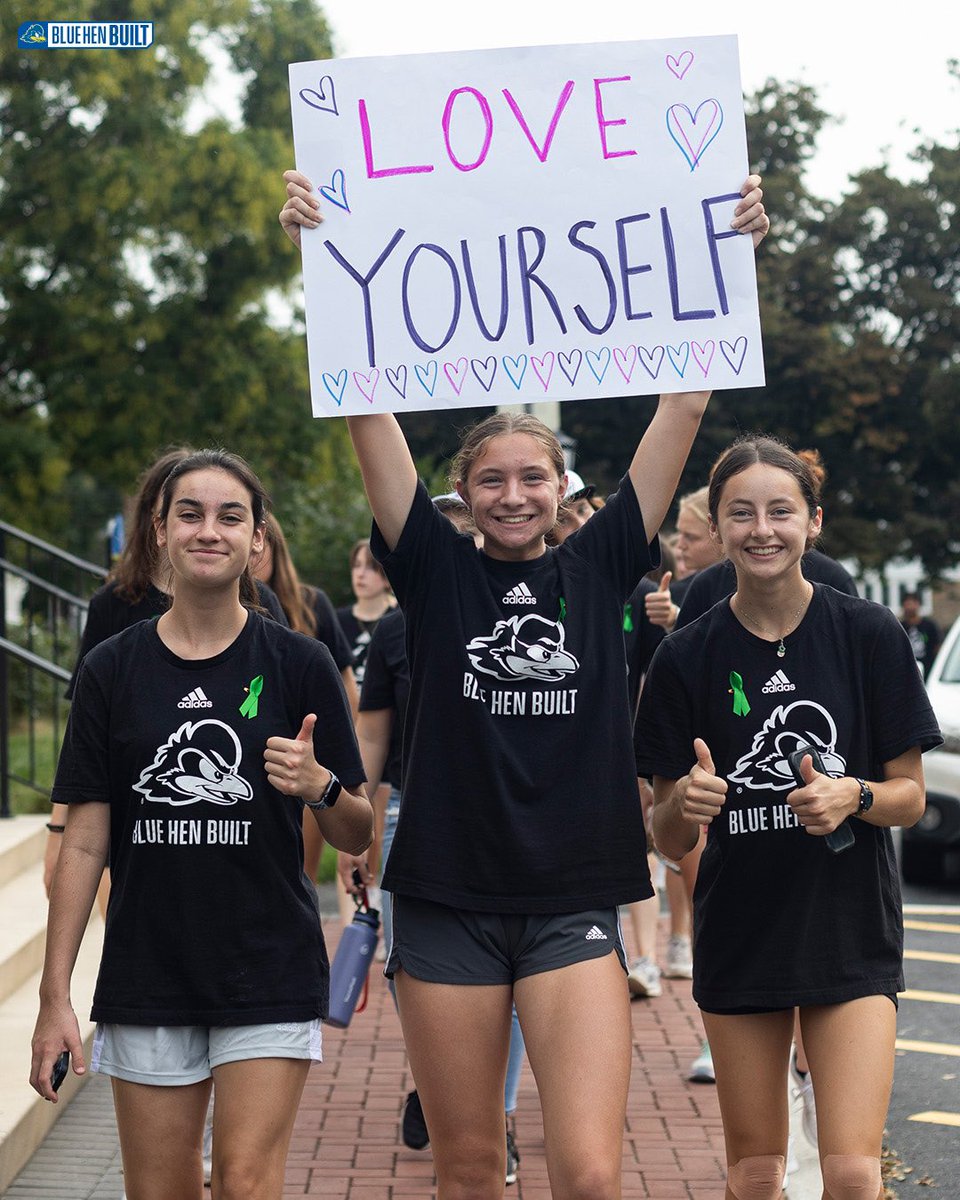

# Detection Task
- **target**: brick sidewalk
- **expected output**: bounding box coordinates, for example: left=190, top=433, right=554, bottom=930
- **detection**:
left=7, top=918, right=727, bottom=1199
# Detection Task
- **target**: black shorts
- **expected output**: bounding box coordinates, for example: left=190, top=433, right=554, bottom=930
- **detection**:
left=385, top=894, right=627, bottom=985
left=700, top=993, right=899, bottom=1016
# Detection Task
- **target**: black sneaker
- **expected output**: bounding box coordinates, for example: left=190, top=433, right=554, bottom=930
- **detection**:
left=401, top=1089, right=429, bottom=1150
left=505, top=1124, right=520, bottom=1186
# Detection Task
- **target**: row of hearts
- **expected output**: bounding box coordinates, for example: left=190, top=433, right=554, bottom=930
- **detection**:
left=321, top=339, right=749, bottom=403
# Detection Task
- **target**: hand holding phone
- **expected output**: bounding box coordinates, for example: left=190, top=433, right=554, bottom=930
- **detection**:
left=51, top=1050, right=70, bottom=1093
left=787, top=745, right=855, bottom=854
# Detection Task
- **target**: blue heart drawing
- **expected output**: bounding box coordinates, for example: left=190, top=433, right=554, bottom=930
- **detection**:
left=299, top=76, right=338, bottom=115
left=322, top=369, right=348, bottom=406
left=414, top=361, right=438, bottom=396
left=385, top=365, right=408, bottom=397
left=585, top=347, right=611, bottom=383
left=666, top=100, right=724, bottom=171
left=502, top=355, right=528, bottom=389
left=320, top=168, right=350, bottom=213
left=667, top=343, right=691, bottom=376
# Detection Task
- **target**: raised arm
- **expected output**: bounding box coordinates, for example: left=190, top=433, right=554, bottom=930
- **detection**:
left=280, top=170, right=417, bottom=550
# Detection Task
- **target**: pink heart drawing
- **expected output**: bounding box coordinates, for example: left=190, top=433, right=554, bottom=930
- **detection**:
left=667, top=343, right=690, bottom=376
left=444, top=357, right=469, bottom=395
left=692, top=340, right=716, bottom=376
left=665, top=52, right=694, bottom=80
left=720, top=337, right=748, bottom=374
left=353, top=369, right=380, bottom=403
left=638, top=346, right=665, bottom=380
left=666, top=100, right=724, bottom=171
left=320, top=168, right=350, bottom=212
left=299, top=76, right=338, bottom=115
left=385, top=365, right=407, bottom=398
left=471, top=357, right=498, bottom=391
left=532, top=352, right=555, bottom=390
left=614, top=345, right=637, bottom=383
left=557, top=350, right=582, bottom=386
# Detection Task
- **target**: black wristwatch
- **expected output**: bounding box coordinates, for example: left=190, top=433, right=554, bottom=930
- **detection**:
left=855, top=778, right=874, bottom=815
left=305, top=771, right=342, bottom=811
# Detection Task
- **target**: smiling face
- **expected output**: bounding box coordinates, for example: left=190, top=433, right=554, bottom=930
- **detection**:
left=156, top=467, right=263, bottom=593
left=712, top=463, right=822, bottom=583
left=458, top=432, right=565, bottom=561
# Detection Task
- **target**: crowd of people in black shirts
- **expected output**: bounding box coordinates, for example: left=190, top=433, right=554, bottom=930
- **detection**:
left=28, top=166, right=944, bottom=1200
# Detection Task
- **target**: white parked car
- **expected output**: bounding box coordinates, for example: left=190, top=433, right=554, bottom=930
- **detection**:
left=903, top=615, right=960, bottom=884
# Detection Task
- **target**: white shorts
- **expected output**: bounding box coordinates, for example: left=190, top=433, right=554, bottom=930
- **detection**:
left=91, top=1020, right=323, bottom=1086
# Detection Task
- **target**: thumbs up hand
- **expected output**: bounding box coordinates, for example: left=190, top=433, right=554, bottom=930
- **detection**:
left=265, top=713, right=327, bottom=798
left=644, top=570, right=678, bottom=630
left=677, top=737, right=728, bottom=825
left=787, top=755, right=861, bottom=836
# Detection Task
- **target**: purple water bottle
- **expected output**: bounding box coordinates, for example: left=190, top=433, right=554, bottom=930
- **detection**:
left=325, top=879, right=380, bottom=1028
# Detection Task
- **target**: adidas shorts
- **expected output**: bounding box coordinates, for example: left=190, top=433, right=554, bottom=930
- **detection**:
left=91, top=1020, right=322, bottom=1086
left=385, top=894, right=627, bottom=985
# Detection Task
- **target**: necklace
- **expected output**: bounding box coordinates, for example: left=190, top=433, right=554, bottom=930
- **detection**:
left=736, top=592, right=810, bottom=658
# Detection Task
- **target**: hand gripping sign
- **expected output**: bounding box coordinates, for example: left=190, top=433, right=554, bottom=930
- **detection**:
left=288, top=35, right=764, bottom=417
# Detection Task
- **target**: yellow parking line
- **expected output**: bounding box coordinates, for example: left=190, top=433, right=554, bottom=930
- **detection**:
left=900, top=989, right=960, bottom=1005
left=904, top=905, right=960, bottom=915
left=903, top=920, right=960, bottom=934
left=896, top=1038, right=960, bottom=1058
left=904, top=948, right=960, bottom=965
left=908, top=1112, right=960, bottom=1128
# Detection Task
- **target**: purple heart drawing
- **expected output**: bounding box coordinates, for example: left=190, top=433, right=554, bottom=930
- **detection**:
left=471, top=357, right=498, bottom=391
left=720, top=337, right=748, bottom=374
left=666, top=100, right=724, bottom=171
left=444, top=357, right=469, bottom=395
left=557, top=349, right=582, bottom=386
left=665, top=52, right=694, bottom=80
left=532, top=352, right=555, bottom=391
left=503, top=355, right=528, bottom=389
left=638, top=345, right=665, bottom=380
left=614, top=345, right=637, bottom=383
left=667, top=343, right=690, bottom=376
left=353, top=369, right=380, bottom=403
left=322, top=369, right=348, bottom=406
left=299, top=76, right=338, bottom=115
left=385, top=365, right=408, bottom=398
left=320, top=168, right=350, bottom=213
left=586, top=347, right=611, bottom=384
left=414, top=361, right=438, bottom=396
left=692, top=340, right=716, bottom=376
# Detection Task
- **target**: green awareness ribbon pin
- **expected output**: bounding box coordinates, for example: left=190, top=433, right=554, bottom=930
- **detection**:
left=729, top=671, right=750, bottom=717
left=558, top=596, right=567, bottom=622
left=622, top=604, right=634, bottom=633
left=239, top=675, right=264, bottom=719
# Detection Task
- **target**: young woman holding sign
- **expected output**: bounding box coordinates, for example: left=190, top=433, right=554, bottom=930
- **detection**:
left=281, top=170, right=767, bottom=1199
left=635, top=436, right=941, bottom=1200
left=30, top=449, right=373, bottom=1199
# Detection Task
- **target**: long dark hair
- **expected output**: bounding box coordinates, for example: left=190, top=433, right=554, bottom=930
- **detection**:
left=111, top=447, right=195, bottom=604
left=258, top=513, right=318, bottom=636
left=158, top=449, right=270, bottom=608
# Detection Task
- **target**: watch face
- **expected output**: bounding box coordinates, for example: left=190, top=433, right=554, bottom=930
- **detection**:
left=859, top=781, right=874, bottom=812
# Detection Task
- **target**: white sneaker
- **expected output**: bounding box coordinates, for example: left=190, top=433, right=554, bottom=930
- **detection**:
left=688, top=1040, right=715, bottom=1083
left=663, top=934, right=693, bottom=979
left=627, top=956, right=662, bottom=998
left=790, top=1050, right=818, bottom=1147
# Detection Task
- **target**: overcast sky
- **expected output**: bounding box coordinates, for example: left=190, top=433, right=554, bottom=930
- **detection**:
left=309, top=1, right=958, bottom=200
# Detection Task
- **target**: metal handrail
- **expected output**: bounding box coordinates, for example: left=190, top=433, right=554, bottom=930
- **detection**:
left=0, top=520, right=107, bottom=579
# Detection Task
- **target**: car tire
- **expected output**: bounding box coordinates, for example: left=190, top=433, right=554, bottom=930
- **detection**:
left=901, top=841, right=947, bottom=885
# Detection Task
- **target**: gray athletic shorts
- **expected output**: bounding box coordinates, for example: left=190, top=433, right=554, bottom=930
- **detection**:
left=91, top=1020, right=323, bottom=1086
left=385, top=894, right=627, bottom=984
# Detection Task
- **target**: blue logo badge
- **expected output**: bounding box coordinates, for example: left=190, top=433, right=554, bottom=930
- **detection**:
left=17, top=21, right=154, bottom=50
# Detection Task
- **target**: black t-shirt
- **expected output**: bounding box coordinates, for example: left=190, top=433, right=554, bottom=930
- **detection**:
left=68, top=579, right=289, bottom=698
left=901, top=617, right=941, bottom=679
left=675, top=550, right=858, bottom=631
left=358, top=608, right=409, bottom=789
left=54, top=612, right=364, bottom=1026
left=371, top=476, right=657, bottom=913
left=622, top=577, right=666, bottom=719
left=635, top=585, right=942, bottom=1009
left=308, top=587, right=353, bottom=672
left=336, top=606, right=393, bottom=685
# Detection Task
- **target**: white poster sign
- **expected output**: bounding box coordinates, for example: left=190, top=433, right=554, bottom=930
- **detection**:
left=289, top=35, right=764, bottom=417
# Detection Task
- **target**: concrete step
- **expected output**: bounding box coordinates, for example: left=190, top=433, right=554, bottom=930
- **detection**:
left=0, top=815, right=105, bottom=1193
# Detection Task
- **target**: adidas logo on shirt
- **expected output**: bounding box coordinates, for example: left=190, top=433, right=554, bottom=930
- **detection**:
left=502, top=582, right=537, bottom=605
left=178, top=687, right=213, bottom=709
left=762, top=670, right=796, bottom=694
left=585, top=925, right=608, bottom=941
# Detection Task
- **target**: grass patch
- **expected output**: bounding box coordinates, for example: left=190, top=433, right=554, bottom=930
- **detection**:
left=6, top=718, right=62, bottom=814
